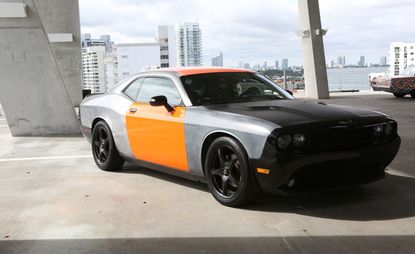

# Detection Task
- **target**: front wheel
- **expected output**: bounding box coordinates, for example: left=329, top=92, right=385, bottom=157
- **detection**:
left=204, top=137, right=255, bottom=207
left=91, top=121, right=124, bottom=171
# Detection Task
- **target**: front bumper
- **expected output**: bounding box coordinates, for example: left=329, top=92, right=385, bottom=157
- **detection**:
left=250, top=136, right=401, bottom=194
left=81, top=125, right=92, bottom=143
left=372, top=86, right=392, bottom=93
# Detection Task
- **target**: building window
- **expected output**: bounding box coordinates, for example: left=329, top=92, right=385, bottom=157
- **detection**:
left=121, top=55, right=128, bottom=59
left=161, top=63, right=169, bottom=68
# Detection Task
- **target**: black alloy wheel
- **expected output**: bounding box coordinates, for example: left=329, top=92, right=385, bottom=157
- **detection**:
left=205, top=137, right=255, bottom=206
left=91, top=121, right=124, bottom=171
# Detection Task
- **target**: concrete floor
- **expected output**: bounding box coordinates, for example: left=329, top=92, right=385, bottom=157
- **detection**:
left=0, top=92, right=414, bottom=253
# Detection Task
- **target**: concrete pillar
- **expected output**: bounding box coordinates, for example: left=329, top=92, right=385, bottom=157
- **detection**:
left=0, top=0, right=83, bottom=136
left=298, top=0, right=330, bottom=99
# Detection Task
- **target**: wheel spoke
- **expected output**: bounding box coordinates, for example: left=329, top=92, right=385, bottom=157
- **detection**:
left=211, top=168, right=222, bottom=176
left=221, top=177, right=229, bottom=196
left=94, top=140, right=100, bottom=148
left=99, top=149, right=108, bottom=161
left=98, top=151, right=104, bottom=161
left=102, top=149, right=109, bottom=158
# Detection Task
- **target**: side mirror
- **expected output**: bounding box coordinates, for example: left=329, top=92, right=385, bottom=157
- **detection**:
left=285, top=89, right=294, bottom=96
left=150, top=95, right=174, bottom=112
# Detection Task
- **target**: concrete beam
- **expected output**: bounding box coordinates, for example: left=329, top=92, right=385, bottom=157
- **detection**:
left=298, top=0, right=330, bottom=99
left=0, top=0, right=83, bottom=136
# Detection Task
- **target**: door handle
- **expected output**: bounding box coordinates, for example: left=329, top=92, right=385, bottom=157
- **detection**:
left=129, top=108, right=137, bottom=113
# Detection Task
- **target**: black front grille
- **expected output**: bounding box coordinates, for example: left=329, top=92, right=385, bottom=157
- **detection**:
left=280, top=160, right=385, bottom=193
left=307, top=126, right=373, bottom=152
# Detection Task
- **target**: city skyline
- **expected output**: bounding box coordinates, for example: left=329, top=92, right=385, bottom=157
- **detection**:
left=79, top=0, right=415, bottom=67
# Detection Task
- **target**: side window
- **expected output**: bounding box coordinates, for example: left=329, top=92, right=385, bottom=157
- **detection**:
left=124, top=78, right=143, bottom=100
left=137, top=78, right=183, bottom=106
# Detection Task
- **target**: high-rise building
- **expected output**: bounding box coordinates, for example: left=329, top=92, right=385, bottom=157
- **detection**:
left=390, top=42, right=415, bottom=75
left=157, top=25, right=177, bottom=68
left=358, top=56, right=365, bottom=66
left=81, top=34, right=113, bottom=54
left=243, top=63, right=250, bottom=69
left=176, top=22, right=202, bottom=66
left=82, top=46, right=106, bottom=93
left=275, top=60, right=279, bottom=70
left=104, top=45, right=118, bottom=90
left=238, top=61, right=243, bottom=68
left=337, top=56, right=346, bottom=66
left=253, top=64, right=261, bottom=71
left=211, top=52, right=223, bottom=66
left=337, top=56, right=343, bottom=65
left=263, top=61, right=268, bottom=70
left=281, top=59, right=288, bottom=70
left=380, top=56, right=387, bottom=66
left=117, top=43, right=161, bottom=78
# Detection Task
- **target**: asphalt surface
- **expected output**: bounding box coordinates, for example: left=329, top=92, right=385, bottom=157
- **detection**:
left=0, top=91, right=414, bottom=254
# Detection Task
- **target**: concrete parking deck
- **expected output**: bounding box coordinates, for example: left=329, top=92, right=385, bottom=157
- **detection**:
left=0, top=92, right=414, bottom=253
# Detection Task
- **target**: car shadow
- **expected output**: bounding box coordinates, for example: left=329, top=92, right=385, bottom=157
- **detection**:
left=117, top=162, right=209, bottom=193
left=245, top=173, right=415, bottom=221
left=115, top=162, right=415, bottom=221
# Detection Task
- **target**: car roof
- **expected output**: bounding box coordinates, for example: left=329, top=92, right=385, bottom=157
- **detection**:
left=143, top=67, right=255, bottom=76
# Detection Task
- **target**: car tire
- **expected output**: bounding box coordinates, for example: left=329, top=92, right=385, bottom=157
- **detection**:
left=411, top=90, right=415, bottom=99
left=91, top=121, right=124, bottom=171
left=393, top=92, right=406, bottom=98
left=204, top=136, right=255, bottom=207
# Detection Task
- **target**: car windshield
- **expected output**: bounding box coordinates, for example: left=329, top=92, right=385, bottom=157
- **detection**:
left=180, top=72, right=294, bottom=106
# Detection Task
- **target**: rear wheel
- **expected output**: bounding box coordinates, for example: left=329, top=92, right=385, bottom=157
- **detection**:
left=393, top=92, right=406, bottom=98
left=411, top=90, right=415, bottom=99
left=205, top=137, right=255, bottom=207
left=91, top=121, right=124, bottom=171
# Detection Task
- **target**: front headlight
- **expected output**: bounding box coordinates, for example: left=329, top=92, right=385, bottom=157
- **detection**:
left=372, top=125, right=383, bottom=137
left=293, top=133, right=306, bottom=147
left=277, top=134, right=292, bottom=150
left=384, top=123, right=393, bottom=136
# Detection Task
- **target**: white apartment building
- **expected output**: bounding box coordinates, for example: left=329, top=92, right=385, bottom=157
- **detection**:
left=176, top=22, right=202, bottom=66
left=82, top=46, right=106, bottom=93
left=117, top=43, right=161, bottom=79
left=81, top=34, right=113, bottom=54
left=104, top=45, right=118, bottom=90
left=390, top=42, right=415, bottom=76
left=158, top=25, right=177, bottom=68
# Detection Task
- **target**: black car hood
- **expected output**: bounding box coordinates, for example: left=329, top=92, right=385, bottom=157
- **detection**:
left=203, top=99, right=386, bottom=127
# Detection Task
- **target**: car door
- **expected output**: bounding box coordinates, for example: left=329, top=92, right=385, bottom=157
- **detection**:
left=125, top=76, right=189, bottom=171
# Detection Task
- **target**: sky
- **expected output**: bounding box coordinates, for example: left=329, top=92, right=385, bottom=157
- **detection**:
left=79, top=0, right=415, bottom=67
